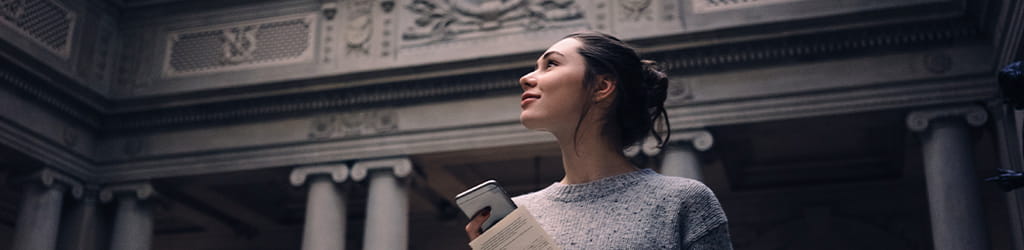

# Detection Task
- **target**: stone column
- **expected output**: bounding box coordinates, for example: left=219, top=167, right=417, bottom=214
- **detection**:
left=290, top=164, right=350, bottom=250
left=100, top=183, right=156, bottom=250
left=630, top=130, right=714, bottom=180
left=10, top=169, right=84, bottom=250
left=58, top=186, right=101, bottom=250
left=906, top=105, right=990, bottom=250
left=351, top=158, right=412, bottom=250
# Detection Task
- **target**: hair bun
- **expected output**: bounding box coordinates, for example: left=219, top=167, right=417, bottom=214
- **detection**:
left=640, top=60, right=669, bottom=109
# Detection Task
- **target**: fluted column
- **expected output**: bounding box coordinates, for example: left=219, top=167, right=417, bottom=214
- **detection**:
left=290, top=164, right=350, bottom=250
left=101, top=183, right=156, bottom=250
left=58, top=186, right=101, bottom=250
left=352, top=158, right=412, bottom=250
left=906, top=105, right=990, bottom=250
left=629, top=130, right=713, bottom=180
left=10, top=169, right=84, bottom=250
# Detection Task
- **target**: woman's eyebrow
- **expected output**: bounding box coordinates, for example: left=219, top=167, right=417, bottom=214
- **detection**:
left=541, top=51, right=565, bottom=60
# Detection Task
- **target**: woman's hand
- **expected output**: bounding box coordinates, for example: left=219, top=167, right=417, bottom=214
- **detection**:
left=465, top=207, right=491, bottom=241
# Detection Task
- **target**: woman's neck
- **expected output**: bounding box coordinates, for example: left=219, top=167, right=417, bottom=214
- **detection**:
left=554, top=128, right=638, bottom=184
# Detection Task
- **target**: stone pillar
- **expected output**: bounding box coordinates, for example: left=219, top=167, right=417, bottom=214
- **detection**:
left=351, top=158, right=412, bottom=250
left=906, top=105, right=991, bottom=250
left=290, top=164, right=350, bottom=250
left=100, top=183, right=156, bottom=250
left=629, top=130, right=714, bottom=180
left=58, top=186, right=101, bottom=250
left=10, top=169, right=84, bottom=250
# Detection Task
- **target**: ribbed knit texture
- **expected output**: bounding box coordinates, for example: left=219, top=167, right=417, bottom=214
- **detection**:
left=512, top=169, right=733, bottom=250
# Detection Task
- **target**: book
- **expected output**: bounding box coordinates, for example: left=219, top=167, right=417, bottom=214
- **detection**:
left=469, top=207, right=559, bottom=250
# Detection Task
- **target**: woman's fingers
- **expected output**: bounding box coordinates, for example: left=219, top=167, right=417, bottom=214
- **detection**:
left=465, top=207, right=491, bottom=241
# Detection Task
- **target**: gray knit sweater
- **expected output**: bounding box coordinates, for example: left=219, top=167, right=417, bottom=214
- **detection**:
left=512, top=169, right=733, bottom=250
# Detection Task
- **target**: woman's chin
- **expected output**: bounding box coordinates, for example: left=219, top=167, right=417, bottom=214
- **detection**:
left=519, top=113, right=543, bottom=130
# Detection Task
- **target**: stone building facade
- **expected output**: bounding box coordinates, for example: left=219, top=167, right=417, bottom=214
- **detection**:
left=0, top=0, right=1022, bottom=249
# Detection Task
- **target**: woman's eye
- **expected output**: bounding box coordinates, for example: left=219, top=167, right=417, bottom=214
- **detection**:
left=545, top=61, right=558, bottom=69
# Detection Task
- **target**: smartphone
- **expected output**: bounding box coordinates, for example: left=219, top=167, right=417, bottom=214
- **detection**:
left=455, top=180, right=517, bottom=232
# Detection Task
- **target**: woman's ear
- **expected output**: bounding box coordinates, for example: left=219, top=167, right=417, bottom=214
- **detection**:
left=593, top=75, right=616, bottom=103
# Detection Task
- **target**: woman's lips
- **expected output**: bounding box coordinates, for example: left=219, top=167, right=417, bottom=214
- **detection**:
left=521, top=97, right=538, bottom=108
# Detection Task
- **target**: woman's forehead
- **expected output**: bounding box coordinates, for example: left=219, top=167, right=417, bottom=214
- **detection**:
left=544, top=38, right=582, bottom=56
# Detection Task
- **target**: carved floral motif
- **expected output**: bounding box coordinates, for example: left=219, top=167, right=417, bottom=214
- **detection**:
left=309, top=110, right=398, bottom=140
left=221, top=25, right=259, bottom=64
left=402, top=0, right=583, bottom=43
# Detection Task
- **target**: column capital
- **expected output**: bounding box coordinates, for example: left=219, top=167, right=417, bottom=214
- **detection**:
left=634, top=129, right=714, bottom=156
left=351, top=157, right=412, bottom=181
left=100, top=182, right=155, bottom=203
left=12, top=169, right=84, bottom=199
left=907, top=105, right=988, bottom=132
left=290, top=163, right=349, bottom=186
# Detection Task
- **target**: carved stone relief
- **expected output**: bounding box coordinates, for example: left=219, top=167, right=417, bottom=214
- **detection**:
left=308, top=109, right=399, bottom=140
left=401, top=0, right=584, bottom=45
left=620, top=0, right=652, bottom=21
left=344, top=0, right=374, bottom=55
left=62, top=126, right=78, bottom=148
left=922, top=52, right=951, bottom=74
left=691, top=0, right=802, bottom=14
left=221, top=25, right=259, bottom=65
left=0, top=0, right=76, bottom=58
left=665, top=77, right=694, bottom=106
left=163, top=14, right=316, bottom=77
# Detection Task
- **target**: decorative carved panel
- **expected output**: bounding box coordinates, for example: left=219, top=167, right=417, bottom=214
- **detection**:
left=691, top=0, right=803, bottom=13
left=308, top=109, right=399, bottom=140
left=400, top=0, right=586, bottom=47
left=0, top=0, right=76, bottom=58
left=162, top=13, right=316, bottom=77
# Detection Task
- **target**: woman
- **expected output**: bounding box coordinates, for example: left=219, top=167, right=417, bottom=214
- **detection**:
left=465, top=31, right=733, bottom=249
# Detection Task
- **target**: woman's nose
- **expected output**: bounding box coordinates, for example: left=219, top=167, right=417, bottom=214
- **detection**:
left=519, top=72, right=536, bottom=90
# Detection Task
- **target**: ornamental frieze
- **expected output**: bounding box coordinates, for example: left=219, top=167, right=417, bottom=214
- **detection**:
left=401, top=0, right=584, bottom=45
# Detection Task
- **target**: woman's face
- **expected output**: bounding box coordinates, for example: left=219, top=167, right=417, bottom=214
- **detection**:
left=519, top=38, right=589, bottom=132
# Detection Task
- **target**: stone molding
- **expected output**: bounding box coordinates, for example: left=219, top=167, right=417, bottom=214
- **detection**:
left=350, top=157, right=412, bottom=181
left=11, top=168, right=84, bottom=198
left=289, top=164, right=349, bottom=186
left=906, top=104, right=989, bottom=132
left=99, top=182, right=155, bottom=202
left=0, top=68, right=102, bottom=127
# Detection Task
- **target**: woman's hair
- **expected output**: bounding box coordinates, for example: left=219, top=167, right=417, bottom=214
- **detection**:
left=565, top=31, right=671, bottom=150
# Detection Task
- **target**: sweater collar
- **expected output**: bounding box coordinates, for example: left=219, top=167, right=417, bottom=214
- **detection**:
left=539, top=168, right=657, bottom=202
